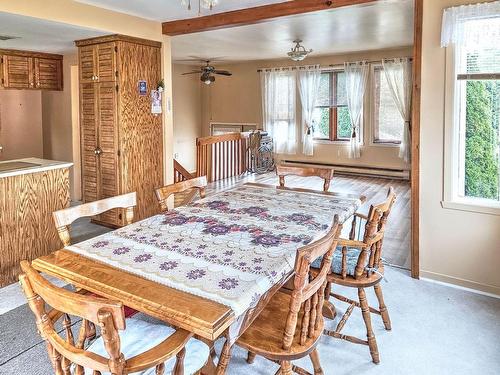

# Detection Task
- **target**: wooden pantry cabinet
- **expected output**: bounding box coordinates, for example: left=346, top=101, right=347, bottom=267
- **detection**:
left=0, top=49, right=63, bottom=90
left=76, top=35, right=163, bottom=227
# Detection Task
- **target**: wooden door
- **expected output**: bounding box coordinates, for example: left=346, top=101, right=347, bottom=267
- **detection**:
left=79, top=45, right=96, bottom=84
left=34, top=58, right=62, bottom=90
left=80, top=83, right=99, bottom=204
left=96, top=42, right=116, bottom=82
left=1, top=55, right=34, bottom=89
left=96, top=81, right=120, bottom=226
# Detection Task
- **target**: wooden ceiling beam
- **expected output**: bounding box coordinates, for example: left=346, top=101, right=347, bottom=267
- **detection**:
left=162, top=0, right=376, bottom=36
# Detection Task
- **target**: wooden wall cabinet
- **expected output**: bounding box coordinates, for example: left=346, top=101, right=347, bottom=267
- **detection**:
left=76, top=35, right=163, bottom=227
left=0, top=49, right=63, bottom=91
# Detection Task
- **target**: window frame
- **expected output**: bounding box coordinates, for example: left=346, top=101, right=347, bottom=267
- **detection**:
left=313, top=70, right=351, bottom=142
left=442, top=45, right=500, bottom=215
left=371, top=65, right=404, bottom=146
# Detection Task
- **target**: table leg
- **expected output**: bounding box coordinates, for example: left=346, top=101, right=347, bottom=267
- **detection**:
left=215, top=339, right=233, bottom=375
left=322, top=282, right=336, bottom=319
left=201, top=347, right=217, bottom=375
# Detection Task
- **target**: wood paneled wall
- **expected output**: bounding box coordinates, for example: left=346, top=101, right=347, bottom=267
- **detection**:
left=117, top=41, right=163, bottom=222
left=0, top=168, right=70, bottom=287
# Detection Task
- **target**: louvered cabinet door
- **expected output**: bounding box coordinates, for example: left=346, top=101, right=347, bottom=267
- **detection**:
left=2, top=55, right=34, bottom=89
left=96, top=81, right=121, bottom=226
left=80, top=83, right=99, bottom=205
left=96, top=42, right=116, bottom=82
left=34, top=58, right=62, bottom=90
left=79, top=45, right=96, bottom=84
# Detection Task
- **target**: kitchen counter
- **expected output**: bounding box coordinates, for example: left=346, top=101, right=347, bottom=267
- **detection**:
left=0, top=158, right=73, bottom=178
left=0, top=158, right=72, bottom=286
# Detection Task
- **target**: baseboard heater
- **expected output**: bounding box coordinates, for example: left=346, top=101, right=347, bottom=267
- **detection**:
left=282, top=160, right=410, bottom=180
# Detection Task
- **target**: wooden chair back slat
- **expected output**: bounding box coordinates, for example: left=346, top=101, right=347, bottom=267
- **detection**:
left=155, top=176, right=207, bottom=211
left=276, top=165, right=334, bottom=192
left=283, top=216, right=341, bottom=350
left=53, top=192, right=136, bottom=246
left=196, top=133, right=248, bottom=182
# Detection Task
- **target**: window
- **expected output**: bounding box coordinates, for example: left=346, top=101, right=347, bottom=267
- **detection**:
left=261, top=69, right=297, bottom=154
left=312, top=71, right=352, bottom=141
left=372, top=67, right=404, bottom=144
left=456, top=47, right=500, bottom=204
left=443, top=9, right=500, bottom=211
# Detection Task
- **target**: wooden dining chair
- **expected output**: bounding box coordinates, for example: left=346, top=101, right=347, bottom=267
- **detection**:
left=155, top=176, right=207, bottom=211
left=236, top=216, right=342, bottom=375
left=53, top=192, right=138, bottom=318
left=19, top=260, right=210, bottom=375
left=53, top=192, right=137, bottom=247
left=310, top=187, right=396, bottom=364
left=276, top=165, right=334, bottom=192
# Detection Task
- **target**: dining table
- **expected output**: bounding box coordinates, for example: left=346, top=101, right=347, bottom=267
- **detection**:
left=32, top=182, right=364, bottom=374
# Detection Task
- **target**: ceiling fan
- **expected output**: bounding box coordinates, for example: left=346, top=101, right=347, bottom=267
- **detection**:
left=181, top=60, right=232, bottom=85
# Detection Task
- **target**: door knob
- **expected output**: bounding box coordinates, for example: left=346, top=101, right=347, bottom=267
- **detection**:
left=94, top=147, right=102, bottom=155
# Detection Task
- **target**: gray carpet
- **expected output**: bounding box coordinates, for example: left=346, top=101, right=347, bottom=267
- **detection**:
left=1, top=267, right=499, bottom=375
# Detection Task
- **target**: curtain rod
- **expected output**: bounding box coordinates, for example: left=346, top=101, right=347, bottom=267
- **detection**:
left=256, top=57, right=413, bottom=72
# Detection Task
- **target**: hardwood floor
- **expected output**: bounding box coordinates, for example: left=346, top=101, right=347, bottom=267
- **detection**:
left=187, top=171, right=411, bottom=269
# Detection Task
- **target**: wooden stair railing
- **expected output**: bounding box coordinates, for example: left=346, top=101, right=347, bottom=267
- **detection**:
left=196, top=133, right=249, bottom=183
left=174, top=159, right=195, bottom=183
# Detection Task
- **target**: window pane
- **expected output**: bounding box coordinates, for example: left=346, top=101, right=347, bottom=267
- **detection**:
left=312, top=107, right=330, bottom=139
left=336, top=107, right=352, bottom=139
left=463, top=79, right=500, bottom=201
left=373, top=68, right=404, bottom=143
left=316, top=73, right=331, bottom=107
left=335, top=71, right=348, bottom=106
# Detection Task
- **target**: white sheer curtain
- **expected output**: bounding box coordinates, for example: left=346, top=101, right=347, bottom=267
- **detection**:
left=297, top=65, right=321, bottom=156
left=382, top=58, right=413, bottom=162
left=344, top=62, right=369, bottom=159
left=260, top=68, right=297, bottom=154
left=441, top=1, right=500, bottom=48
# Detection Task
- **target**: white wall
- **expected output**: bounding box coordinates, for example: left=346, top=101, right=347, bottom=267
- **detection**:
left=172, top=64, right=202, bottom=172
left=0, top=90, right=43, bottom=160
left=419, top=0, right=500, bottom=295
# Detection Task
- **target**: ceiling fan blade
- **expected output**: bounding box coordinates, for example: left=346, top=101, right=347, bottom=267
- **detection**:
left=182, top=71, right=202, bottom=75
left=214, top=70, right=232, bottom=76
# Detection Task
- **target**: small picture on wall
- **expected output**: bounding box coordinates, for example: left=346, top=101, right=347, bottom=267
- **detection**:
left=151, top=90, right=162, bottom=114
left=138, top=80, right=147, bottom=96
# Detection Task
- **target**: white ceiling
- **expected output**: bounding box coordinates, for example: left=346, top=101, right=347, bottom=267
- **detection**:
left=0, top=12, right=106, bottom=54
left=75, top=0, right=288, bottom=22
left=172, top=0, right=414, bottom=62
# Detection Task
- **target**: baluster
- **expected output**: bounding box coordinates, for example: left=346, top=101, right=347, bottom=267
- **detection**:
left=217, top=142, right=221, bottom=181
left=341, top=246, right=348, bottom=279
left=300, top=298, right=311, bottom=345
left=308, top=290, right=319, bottom=338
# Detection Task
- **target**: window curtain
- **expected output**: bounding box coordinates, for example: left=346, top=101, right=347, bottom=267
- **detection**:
left=382, top=58, right=413, bottom=162
left=260, top=69, right=297, bottom=154
left=344, top=61, right=369, bottom=159
left=441, top=1, right=500, bottom=48
left=297, top=65, right=321, bottom=156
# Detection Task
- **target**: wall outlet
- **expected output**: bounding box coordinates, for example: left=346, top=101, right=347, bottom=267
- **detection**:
left=174, top=153, right=179, bottom=159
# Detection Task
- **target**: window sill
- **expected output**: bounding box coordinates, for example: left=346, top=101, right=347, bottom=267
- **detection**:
left=369, top=142, right=401, bottom=148
left=313, top=139, right=361, bottom=146
left=441, top=198, right=500, bottom=216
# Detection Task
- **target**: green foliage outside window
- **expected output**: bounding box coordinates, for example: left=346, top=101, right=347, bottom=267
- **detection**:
left=464, top=80, right=500, bottom=200
left=337, top=107, right=352, bottom=139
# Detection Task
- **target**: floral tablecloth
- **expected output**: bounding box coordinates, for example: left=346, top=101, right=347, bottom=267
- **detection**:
left=67, top=184, right=361, bottom=317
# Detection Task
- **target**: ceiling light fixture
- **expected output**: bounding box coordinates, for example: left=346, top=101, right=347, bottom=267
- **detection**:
left=181, top=0, right=218, bottom=13
left=287, top=39, right=313, bottom=62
